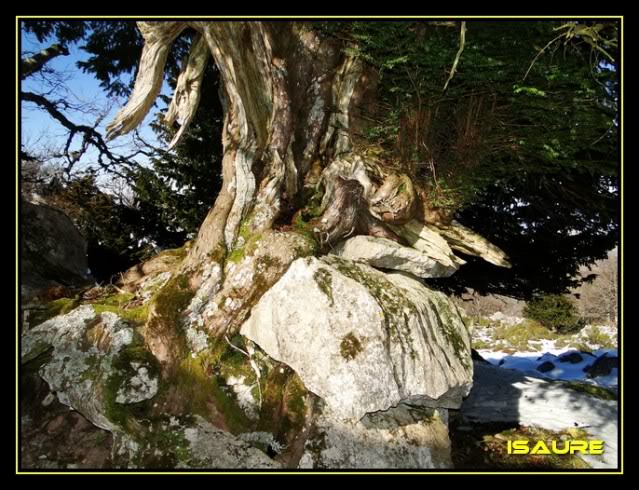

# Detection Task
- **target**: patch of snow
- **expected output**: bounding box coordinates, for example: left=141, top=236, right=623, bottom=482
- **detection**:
left=478, top=347, right=617, bottom=389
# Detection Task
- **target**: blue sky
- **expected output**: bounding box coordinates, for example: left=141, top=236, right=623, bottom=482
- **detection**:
left=21, top=28, right=170, bottom=176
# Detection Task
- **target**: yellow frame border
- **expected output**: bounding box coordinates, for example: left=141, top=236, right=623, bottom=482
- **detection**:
left=15, top=14, right=624, bottom=476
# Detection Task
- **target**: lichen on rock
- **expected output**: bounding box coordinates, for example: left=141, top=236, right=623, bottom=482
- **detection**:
left=240, top=256, right=473, bottom=420
left=21, top=305, right=161, bottom=433
left=300, top=402, right=453, bottom=469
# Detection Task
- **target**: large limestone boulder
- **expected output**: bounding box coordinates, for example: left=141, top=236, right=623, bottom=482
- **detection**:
left=21, top=305, right=160, bottom=433
left=21, top=201, right=93, bottom=300
left=299, top=403, right=452, bottom=469
left=332, top=235, right=459, bottom=278
left=241, top=256, right=473, bottom=420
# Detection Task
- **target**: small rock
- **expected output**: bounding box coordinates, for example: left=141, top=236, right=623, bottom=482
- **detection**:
left=537, top=361, right=555, bottom=373
left=42, top=392, right=56, bottom=407
left=587, top=355, right=618, bottom=378
left=559, top=352, right=583, bottom=364
left=332, top=235, right=460, bottom=278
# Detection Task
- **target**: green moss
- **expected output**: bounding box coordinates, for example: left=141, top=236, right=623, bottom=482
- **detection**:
left=560, top=381, right=617, bottom=401
left=103, top=340, right=161, bottom=430
left=285, top=374, right=308, bottom=421
left=227, top=229, right=264, bottom=265
left=298, top=187, right=325, bottom=219
left=84, top=291, right=152, bottom=327
left=432, top=297, right=470, bottom=369
left=340, top=332, right=363, bottom=361
left=146, top=273, right=195, bottom=355
left=126, top=414, right=205, bottom=468
left=93, top=303, right=150, bottom=327
left=227, top=247, right=247, bottom=264
left=207, top=242, right=227, bottom=264
left=313, top=269, right=334, bottom=305
left=292, top=213, right=320, bottom=252
left=326, top=256, right=417, bottom=357
left=218, top=340, right=257, bottom=384
left=173, top=352, right=251, bottom=434
left=257, top=366, right=309, bottom=445
left=29, top=297, right=80, bottom=327
left=157, top=243, right=190, bottom=260
left=451, top=423, right=593, bottom=470
left=167, top=346, right=253, bottom=435
left=93, top=293, right=135, bottom=307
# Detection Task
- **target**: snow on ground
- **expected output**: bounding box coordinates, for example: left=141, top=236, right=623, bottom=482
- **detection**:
left=477, top=348, right=618, bottom=390
left=471, top=321, right=618, bottom=390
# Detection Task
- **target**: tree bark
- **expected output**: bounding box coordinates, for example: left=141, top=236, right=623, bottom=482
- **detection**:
left=21, top=43, right=69, bottom=79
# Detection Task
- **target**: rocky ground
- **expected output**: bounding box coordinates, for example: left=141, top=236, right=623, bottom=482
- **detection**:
left=20, top=361, right=113, bottom=469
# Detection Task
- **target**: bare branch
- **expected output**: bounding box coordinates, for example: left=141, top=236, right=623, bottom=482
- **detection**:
left=22, top=90, right=143, bottom=180
left=443, top=21, right=466, bottom=91
left=21, top=43, right=69, bottom=79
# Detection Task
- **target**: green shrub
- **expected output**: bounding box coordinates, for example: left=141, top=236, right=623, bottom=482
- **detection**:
left=523, top=294, right=585, bottom=334
left=581, top=326, right=616, bottom=349
left=492, top=320, right=556, bottom=351
left=472, top=339, right=490, bottom=350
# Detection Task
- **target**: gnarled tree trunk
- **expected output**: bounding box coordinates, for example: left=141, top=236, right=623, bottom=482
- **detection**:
left=108, top=22, right=415, bottom=343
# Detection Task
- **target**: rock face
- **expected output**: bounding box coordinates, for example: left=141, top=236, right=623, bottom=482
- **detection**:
left=21, top=305, right=279, bottom=469
left=113, top=416, right=281, bottom=469
left=332, top=235, right=459, bottom=278
left=21, top=305, right=160, bottom=433
left=241, top=255, right=473, bottom=420
left=21, top=201, right=93, bottom=300
left=300, top=403, right=452, bottom=469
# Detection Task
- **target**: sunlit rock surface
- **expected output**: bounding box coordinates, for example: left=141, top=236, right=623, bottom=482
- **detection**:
left=241, top=256, right=473, bottom=420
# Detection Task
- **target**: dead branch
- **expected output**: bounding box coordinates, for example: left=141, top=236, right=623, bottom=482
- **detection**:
left=443, top=21, right=467, bottom=91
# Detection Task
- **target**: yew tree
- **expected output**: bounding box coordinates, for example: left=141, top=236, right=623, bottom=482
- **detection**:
left=20, top=19, right=620, bottom=469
